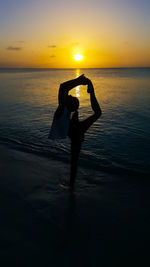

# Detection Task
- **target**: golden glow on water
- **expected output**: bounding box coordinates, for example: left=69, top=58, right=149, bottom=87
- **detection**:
left=75, top=69, right=80, bottom=97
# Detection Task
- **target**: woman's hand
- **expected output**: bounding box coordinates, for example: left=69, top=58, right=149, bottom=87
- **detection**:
left=87, top=79, right=94, bottom=94
left=77, top=74, right=88, bottom=85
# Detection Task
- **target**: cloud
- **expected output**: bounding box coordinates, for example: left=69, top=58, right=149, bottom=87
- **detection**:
left=18, top=41, right=25, bottom=43
left=50, top=55, right=56, bottom=58
left=7, top=46, right=22, bottom=51
left=48, top=45, right=56, bottom=48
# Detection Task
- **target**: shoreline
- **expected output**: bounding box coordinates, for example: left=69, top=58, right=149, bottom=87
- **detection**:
left=0, top=144, right=150, bottom=266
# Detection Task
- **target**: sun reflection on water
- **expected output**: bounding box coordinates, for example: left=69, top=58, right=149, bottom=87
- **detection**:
left=76, top=69, right=80, bottom=97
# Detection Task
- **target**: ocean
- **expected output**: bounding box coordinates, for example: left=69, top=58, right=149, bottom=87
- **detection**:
left=0, top=68, right=150, bottom=179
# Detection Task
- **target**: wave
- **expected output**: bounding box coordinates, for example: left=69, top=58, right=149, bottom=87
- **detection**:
left=0, top=135, right=149, bottom=179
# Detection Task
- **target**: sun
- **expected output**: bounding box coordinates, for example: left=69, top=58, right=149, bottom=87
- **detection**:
left=73, top=53, right=83, bottom=61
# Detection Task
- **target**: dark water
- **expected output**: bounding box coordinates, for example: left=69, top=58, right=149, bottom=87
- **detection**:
left=0, top=68, right=150, bottom=178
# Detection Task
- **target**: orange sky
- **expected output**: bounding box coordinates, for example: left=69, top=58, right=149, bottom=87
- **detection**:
left=0, top=0, right=150, bottom=68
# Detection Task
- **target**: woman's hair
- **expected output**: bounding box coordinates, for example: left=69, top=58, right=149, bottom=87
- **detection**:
left=66, top=95, right=79, bottom=112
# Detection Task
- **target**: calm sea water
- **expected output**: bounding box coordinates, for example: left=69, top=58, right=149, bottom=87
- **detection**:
left=0, top=68, right=150, bottom=178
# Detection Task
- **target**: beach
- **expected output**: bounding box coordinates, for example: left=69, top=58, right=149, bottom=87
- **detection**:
left=0, top=143, right=150, bottom=266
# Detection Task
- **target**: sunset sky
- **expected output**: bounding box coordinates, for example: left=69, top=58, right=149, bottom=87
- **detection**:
left=0, top=0, right=150, bottom=68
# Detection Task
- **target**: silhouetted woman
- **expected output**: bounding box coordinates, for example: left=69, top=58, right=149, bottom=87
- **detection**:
left=49, top=74, right=102, bottom=188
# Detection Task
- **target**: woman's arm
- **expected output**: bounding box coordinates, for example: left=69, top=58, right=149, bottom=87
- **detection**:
left=55, top=75, right=87, bottom=119
left=88, top=80, right=102, bottom=117
left=58, top=74, right=87, bottom=105
left=81, top=79, right=102, bottom=133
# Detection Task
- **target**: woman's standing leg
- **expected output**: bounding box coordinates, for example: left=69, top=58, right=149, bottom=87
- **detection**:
left=70, top=141, right=81, bottom=187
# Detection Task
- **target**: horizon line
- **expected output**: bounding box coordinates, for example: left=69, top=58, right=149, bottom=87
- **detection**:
left=0, top=67, right=150, bottom=70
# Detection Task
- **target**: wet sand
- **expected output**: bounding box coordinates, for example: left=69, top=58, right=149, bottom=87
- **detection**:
left=0, top=144, right=150, bottom=266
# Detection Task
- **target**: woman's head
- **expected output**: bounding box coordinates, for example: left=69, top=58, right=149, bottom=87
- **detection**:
left=66, top=95, right=79, bottom=112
